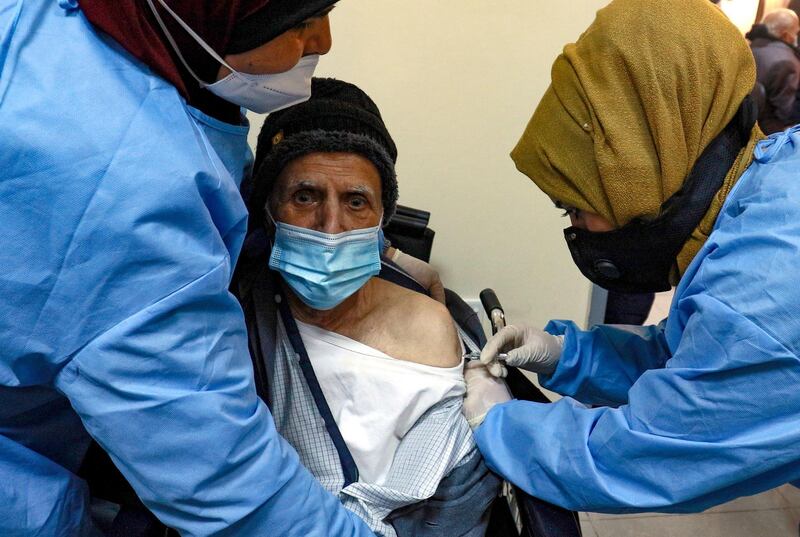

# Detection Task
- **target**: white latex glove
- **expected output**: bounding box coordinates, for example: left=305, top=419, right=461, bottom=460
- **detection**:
left=462, top=361, right=513, bottom=429
left=390, top=248, right=446, bottom=304
left=479, top=325, right=564, bottom=378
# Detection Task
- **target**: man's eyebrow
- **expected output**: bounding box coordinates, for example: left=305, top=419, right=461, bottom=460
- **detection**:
left=347, top=184, right=379, bottom=197
left=283, top=179, right=376, bottom=195
left=285, top=179, right=319, bottom=190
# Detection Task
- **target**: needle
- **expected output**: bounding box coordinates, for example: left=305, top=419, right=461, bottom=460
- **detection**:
left=463, top=351, right=508, bottom=361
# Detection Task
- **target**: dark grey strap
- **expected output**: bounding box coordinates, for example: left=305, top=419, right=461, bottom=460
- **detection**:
left=275, top=287, right=359, bottom=487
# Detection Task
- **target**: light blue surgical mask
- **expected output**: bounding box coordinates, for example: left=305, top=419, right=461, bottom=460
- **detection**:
left=146, top=0, right=318, bottom=114
left=269, top=220, right=385, bottom=310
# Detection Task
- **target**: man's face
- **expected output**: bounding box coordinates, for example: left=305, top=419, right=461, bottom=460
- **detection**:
left=271, top=152, right=383, bottom=233
left=784, top=18, right=800, bottom=46
left=217, top=7, right=334, bottom=80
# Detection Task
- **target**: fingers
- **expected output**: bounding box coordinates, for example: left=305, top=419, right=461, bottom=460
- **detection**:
left=479, top=325, right=520, bottom=367
left=462, top=361, right=513, bottom=428
left=504, top=347, right=533, bottom=369
left=429, top=279, right=446, bottom=304
left=481, top=326, right=522, bottom=378
left=503, top=333, right=563, bottom=374
left=487, top=361, right=507, bottom=378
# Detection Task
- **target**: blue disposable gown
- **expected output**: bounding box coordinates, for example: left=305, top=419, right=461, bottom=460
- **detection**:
left=0, top=1, right=375, bottom=536
left=476, top=127, right=800, bottom=514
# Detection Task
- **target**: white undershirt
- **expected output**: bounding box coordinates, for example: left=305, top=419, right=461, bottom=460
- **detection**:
left=296, top=320, right=465, bottom=486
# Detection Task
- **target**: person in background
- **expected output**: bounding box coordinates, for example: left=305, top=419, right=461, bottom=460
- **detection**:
left=751, top=9, right=800, bottom=133
left=745, top=22, right=771, bottom=41
left=0, top=0, right=379, bottom=535
left=473, top=0, right=800, bottom=515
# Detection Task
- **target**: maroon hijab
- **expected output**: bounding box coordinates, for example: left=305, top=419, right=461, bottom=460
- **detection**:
left=81, top=0, right=271, bottom=121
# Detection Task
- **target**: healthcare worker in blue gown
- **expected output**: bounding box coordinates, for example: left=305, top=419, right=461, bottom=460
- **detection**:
left=0, top=0, right=380, bottom=535
left=475, top=0, right=800, bottom=514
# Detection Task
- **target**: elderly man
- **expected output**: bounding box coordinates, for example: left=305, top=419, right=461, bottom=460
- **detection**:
left=233, top=78, right=501, bottom=537
left=751, top=8, right=800, bottom=133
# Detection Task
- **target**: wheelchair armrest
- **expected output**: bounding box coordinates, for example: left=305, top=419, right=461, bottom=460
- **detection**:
left=384, top=205, right=435, bottom=263
left=504, top=368, right=550, bottom=404
left=517, top=490, right=583, bottom=537
left=502, top=370, right=583, bottom=537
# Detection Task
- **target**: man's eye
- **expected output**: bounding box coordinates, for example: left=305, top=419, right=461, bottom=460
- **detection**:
left=294, top=190, right=315, bottom=204
left=348, top=197, right=367, bottom=209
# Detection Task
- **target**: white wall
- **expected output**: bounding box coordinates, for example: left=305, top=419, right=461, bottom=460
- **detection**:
left=717, top=0, right=791, bottom=34
left=718, top=0, right=762, bottom=32
left=248, top=0, right=613, bottom=329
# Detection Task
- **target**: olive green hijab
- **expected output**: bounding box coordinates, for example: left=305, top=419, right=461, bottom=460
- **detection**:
left=511, top=0, right=764, bottom=279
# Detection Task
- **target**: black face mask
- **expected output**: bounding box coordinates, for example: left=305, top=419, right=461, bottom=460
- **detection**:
left=564, top=96, right=757, bottom=294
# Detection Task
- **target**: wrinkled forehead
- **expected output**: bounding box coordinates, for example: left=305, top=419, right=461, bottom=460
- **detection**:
left=272, top=151, right=382, bottom=198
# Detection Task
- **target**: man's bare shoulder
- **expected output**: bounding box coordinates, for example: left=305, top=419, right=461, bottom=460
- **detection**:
left=372, top=280, right=461, bottom=368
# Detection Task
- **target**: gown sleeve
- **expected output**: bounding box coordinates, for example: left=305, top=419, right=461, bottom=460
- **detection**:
left=539, top=320, right=671, bottom=406
left=476, top=298, right=800, bottom=513
left=55, top=260, right=376, bottom=536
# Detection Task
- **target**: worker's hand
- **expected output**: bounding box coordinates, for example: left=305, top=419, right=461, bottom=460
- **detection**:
left=462, top=361, right=513, bottom=429
left=390, top=248, right=446, bottom=304
left=480, top=325, right=564, bottom=378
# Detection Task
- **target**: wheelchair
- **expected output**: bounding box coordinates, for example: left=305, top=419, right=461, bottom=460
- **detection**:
left=79, top=205, right=583, bottom=537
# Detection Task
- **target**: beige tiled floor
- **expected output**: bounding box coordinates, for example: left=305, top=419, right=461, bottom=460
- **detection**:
left=577, top=486, right=800, bottom=536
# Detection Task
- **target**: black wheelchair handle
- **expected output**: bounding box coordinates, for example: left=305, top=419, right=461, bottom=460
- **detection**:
left=480, top=288, right=506, bottom=335
left=479, top=288, right=503, bottom=315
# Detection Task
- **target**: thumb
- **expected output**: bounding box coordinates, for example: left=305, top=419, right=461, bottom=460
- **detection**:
left=487, top=361, right=508, bottom=379
left=479, top=325, right=521, bottom=366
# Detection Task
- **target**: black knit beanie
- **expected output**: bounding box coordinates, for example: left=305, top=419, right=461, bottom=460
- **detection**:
left=250, top=77, right=399, bottom=227
left=227, top=0, right=339, bottom=54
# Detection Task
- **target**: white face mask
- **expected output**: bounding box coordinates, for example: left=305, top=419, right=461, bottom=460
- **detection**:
left=145, top=0, right=319, bottom=114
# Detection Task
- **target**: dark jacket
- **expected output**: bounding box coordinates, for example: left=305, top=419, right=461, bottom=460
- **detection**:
left=751, top=36, right=800, bottom=133
left=232, top=229, right=500, bottom=537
